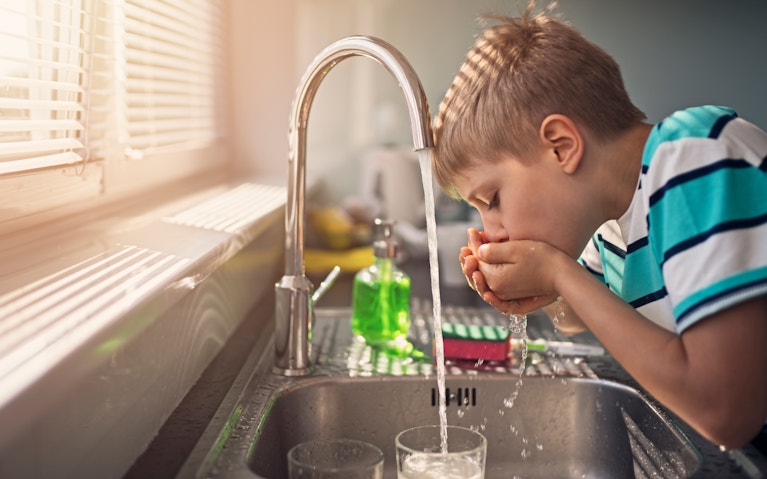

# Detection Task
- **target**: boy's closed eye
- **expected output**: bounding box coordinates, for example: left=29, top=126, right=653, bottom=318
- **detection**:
left=487, top=192, right=499, bottom=210
left=468, top=192, right=498, bottom=211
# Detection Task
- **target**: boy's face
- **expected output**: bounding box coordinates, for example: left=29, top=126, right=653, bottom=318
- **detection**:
left=453, top=152, right=591, bottom=258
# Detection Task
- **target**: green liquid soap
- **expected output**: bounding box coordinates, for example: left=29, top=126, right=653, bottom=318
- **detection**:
left=351, top=264, right=411, bottom=344
left=351, top=219, right=412, bottom=354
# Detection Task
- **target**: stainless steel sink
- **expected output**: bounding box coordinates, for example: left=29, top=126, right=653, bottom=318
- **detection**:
left=180, top=306, right=767, bottom=479
left=248, top=375, right=700, bottom=478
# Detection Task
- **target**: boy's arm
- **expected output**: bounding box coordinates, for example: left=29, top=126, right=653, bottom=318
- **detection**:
left=546, top=246, right=767, bottom=449
left=472, top=236, right=766, bottom=447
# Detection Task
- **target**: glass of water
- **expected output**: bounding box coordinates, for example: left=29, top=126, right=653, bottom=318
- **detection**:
left=288, top=439, right=384, bottom=478
left=395, top=425, right=486, bottom=479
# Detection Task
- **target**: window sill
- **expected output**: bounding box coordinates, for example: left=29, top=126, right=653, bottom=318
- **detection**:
left=0, top=177, right=286, bottom=478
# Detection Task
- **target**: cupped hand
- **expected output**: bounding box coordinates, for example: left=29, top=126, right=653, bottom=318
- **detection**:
left=474, top=239, right=563, bottom=314
left=460, top=229, right=558, bottom=315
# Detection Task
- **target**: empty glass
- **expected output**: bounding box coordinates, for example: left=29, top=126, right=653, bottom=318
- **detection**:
left=395, top=425, right=486, bottom=479
left=288, top=439, right=384, bottom=478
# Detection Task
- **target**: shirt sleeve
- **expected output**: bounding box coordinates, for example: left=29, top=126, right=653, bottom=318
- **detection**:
left=644, top=114, right=767, bottom=332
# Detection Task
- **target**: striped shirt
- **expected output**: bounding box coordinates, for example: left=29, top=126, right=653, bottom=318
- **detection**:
left=579, top=106, right=767, bottom=333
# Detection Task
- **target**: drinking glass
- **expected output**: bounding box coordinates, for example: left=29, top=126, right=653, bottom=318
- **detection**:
left=288, top=439, right=384, bottom=478
left=395, top=425, right=486, bottom=479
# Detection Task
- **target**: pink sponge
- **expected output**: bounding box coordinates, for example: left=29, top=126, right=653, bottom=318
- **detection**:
left=439, top=322, right=511, bottom=362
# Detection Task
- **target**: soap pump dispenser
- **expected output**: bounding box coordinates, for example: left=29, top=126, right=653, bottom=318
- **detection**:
left=351, top=218, right=411, bottom=352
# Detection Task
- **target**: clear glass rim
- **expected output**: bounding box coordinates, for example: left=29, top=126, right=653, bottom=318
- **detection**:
left=395, top=425, right=487, bottom=456
left=288, top=438, right=384, bottom=472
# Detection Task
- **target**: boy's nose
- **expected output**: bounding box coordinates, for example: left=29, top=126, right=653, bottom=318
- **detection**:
left=480, top=218, right=509, bottom=243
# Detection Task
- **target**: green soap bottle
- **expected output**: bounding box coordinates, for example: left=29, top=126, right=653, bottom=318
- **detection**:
left=351, top=218, right=411, bottom=352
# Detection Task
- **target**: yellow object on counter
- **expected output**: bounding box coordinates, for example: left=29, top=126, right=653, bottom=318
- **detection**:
left=310, top=207, right=354, bottom=250
left=304, top=246, right=374, bottom=274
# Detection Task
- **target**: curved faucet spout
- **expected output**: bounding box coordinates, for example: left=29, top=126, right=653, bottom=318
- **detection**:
left=273, top=36, right=434, bottom=376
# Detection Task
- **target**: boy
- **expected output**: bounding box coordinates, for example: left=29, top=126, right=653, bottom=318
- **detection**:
left=432, top=5, right=767, bottom=449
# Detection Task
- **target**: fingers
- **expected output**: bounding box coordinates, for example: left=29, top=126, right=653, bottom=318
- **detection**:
left=467, top=228, right=484, bottom=253
left=459, top=245, right=473, bottom=264
left=480, top=240, right=556, bottom=268
left=476, top=240, right=516, bottom=263
left=460, top=250, right=478, bottom=291
left=471, top=270, right=494, bottom=299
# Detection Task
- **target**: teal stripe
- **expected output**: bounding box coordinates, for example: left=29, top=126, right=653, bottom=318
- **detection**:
left=642, top=106, right=735, bottom=167
left=649, top=167, right=767, bottom=253
left=623, top=246, right=664, bottom=303
left=674, top=265, right=767, bottom=321
left=601, top=247, right=624, bottom=295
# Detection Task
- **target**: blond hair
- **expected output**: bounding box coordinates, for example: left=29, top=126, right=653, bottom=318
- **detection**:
left=432, top=3, right=645, bottom=196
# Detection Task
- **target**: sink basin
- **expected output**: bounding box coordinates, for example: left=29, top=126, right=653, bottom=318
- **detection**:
left=248, top=374, right=700, bottom=478
left=182, top=306, right=765, bottom=479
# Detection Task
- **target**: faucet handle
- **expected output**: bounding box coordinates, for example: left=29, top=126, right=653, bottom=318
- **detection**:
left=312, top=265, right=341, bottom=303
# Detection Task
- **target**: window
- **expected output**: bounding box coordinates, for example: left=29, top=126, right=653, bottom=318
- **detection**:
left=0, top=0, right=230, bottom=230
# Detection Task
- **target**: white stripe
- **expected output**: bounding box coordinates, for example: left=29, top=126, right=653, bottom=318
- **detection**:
left=722, top=117, right=767, bottom=167
left=617, top=192, right=649, bottom=246
left=644, top=120, right=767, bottom=198
left=663, top=221, right=767, bottom=313
left=636, top=297, right=676, bottom=332
left=598, top=220, right=625, bottom=249
left=645, top=137, right=729, bottom=196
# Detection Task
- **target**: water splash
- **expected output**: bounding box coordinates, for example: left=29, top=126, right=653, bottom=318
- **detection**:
left=510, top=314, right=528, bottom=376
left=508, top=314, right=527, bottom=335
left=552, top=296, right=565, bottom=331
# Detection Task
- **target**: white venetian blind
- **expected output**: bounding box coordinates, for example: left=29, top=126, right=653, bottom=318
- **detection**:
left=0, top=0, right=90, bottom=175
left=0, top=0, right=229, bottom=226
left=121, top=0, right=225, bottom=159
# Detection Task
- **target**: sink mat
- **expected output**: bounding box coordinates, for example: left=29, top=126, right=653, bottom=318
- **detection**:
left=312, top=303, right=598, bottom=379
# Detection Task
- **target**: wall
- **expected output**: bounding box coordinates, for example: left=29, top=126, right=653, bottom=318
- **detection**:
left=229, top=0, right=299, bottom=183
left=231, top=0, right=767, bottom=201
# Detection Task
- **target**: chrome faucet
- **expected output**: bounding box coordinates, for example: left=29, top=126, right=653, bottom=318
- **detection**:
left=273, top=36, right=434, bottom=376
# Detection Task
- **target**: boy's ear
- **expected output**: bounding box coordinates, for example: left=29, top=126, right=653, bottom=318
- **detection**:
left=539, top=114, right=584, bottom=174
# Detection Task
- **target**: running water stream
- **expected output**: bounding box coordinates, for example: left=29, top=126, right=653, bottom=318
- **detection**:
left=417, top=150, right=449, bottom=452
left=418, top=151, right=530, bottom=456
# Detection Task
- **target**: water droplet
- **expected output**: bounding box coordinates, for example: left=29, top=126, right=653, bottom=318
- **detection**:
left=508, top=314, right=527, bottom=335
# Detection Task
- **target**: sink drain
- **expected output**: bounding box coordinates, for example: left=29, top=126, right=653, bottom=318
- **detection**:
left=432, top=387, right=477, bottom=407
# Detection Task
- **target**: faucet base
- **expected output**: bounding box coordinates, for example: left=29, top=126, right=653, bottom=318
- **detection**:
left=273, top=275, right=314, bottom=375
left=271, top=365, right=312, bottom=377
